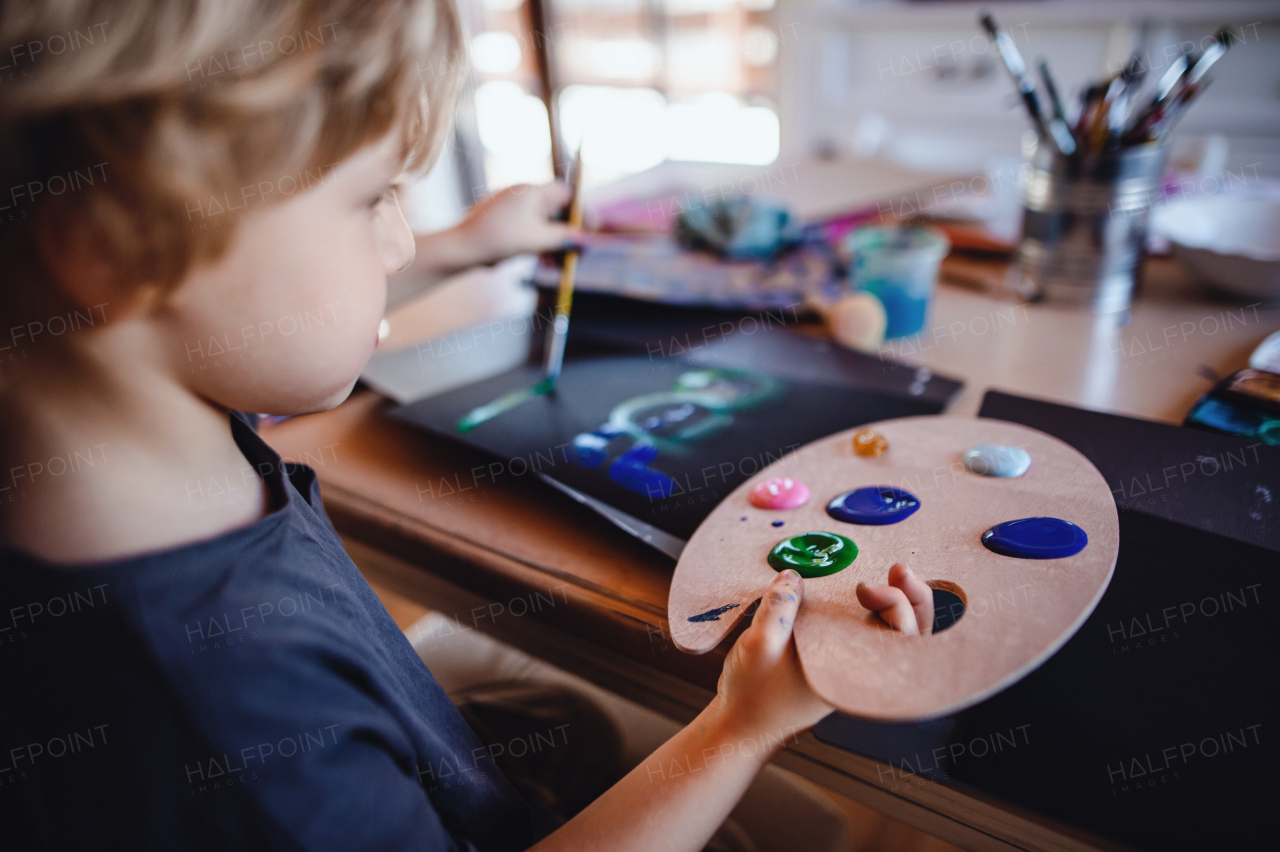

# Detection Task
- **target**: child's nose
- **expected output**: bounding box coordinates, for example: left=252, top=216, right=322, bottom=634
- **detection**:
left=382, top=193, right=416, bottom=274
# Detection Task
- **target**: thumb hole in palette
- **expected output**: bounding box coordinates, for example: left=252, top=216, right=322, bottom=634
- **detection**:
left=927, top=581, right=967, bottom=634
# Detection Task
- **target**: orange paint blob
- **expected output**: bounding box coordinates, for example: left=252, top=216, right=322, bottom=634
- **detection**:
left=852, top=429, right=889, bottom=457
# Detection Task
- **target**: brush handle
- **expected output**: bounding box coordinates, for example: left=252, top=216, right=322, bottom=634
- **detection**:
left=982, top=14, right=1052, bottom=143
left=542, top=249, right=579, bottom=382
left=541, top=142, right=585, bottom=383
left=1038, top=59, right=1066, bottom=122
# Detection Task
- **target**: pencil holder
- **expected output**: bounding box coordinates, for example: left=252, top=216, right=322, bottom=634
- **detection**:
left=1014, top=140, right=1167, bottom=313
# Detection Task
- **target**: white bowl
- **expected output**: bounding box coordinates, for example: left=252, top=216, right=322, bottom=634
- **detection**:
left=1153, top=196, right=1280, bottom=304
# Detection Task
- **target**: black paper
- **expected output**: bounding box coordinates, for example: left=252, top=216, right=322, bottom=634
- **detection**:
left=391, top=336, right=961, bottom=541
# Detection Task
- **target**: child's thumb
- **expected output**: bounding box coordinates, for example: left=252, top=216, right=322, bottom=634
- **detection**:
left=754, top=570, right=803, bottom=656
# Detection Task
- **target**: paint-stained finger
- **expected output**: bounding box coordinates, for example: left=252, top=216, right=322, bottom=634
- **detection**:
left=856, top=582, right=919, bottom=636
left=754, top=569, right=803, bottom=654
left=888, top=563, right=934, bottom=637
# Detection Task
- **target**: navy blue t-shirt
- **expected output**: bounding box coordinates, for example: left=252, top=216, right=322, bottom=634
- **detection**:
left=0, top=411, right=531, bottom=851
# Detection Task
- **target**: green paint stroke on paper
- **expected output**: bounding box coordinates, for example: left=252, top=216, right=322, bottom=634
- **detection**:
left=456, top=377, right=557, bottom=433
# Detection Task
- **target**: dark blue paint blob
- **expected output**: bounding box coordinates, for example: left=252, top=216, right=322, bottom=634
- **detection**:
left=688, top=603, right=740, bottom=623
left=981, top=517, right=1088, bottom=559
left=771, top=520, right=785, bottom=527
left=608, top=444, right=675, bottom=498
left=568, top=435, right=606, bottom=468
left=569, top=425, right=629, bottom=468
left=741, top=516, right=748, bottom=521
left=826, top=486, right=920, bottom=526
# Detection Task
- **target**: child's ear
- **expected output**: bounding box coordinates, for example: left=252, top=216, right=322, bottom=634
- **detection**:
left=35, top=212, right=161, bottom=321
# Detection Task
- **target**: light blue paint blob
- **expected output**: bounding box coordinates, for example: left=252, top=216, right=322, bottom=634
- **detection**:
left=963, top=444, right=1031, bottom=478
left=981, top=517, right=1088, bottom=559
left=826, top=486, right=920, bottom=526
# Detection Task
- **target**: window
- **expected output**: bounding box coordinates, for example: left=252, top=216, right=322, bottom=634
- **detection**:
left=464, top=0, right=782, bottom=191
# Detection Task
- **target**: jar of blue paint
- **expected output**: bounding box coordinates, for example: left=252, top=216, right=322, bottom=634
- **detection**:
left=844, top=225, right=949, bottom=338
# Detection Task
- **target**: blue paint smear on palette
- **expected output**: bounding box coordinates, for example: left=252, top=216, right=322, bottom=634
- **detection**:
left=688, top=603, right=740, bottom=623
left=826, top=486, right=920, bottom=526
left=981, top=517, right=1088, bottom=559
left=771, top=520, right=785, bottom=527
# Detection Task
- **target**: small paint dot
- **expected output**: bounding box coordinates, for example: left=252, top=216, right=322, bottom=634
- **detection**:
left=772, top=520, right=785, bottom=527
left=741, top=516, right=748, bottom=521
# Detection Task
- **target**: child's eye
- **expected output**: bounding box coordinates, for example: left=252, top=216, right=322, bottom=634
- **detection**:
left=368, top=183, right=405, bottom=210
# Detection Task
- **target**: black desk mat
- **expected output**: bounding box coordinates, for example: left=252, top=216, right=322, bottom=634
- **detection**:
left=813, top=390, right=1277, bottom=849
left=979, top=390, right=1278, bottom=552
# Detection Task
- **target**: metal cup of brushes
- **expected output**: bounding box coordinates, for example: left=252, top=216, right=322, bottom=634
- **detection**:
left=1014, top=139, right=1167, bottom=312
left=981, top=14, right=1234, bottom=312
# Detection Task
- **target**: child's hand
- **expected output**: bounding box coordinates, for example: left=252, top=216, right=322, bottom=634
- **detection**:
left=391, top=182, right=583, bottom=310
left=856, top=563, right=935, bottom=636
left=457, top=182, right=582, bottom=266
left=710, top=570, right=832, bottom=743
left=533, top=567, right=940, bottom=852
left=711, top=563, right=935, bottom=742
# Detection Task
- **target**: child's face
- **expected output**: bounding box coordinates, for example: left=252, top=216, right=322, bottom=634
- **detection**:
left=159, top=128, right=415, bottom=415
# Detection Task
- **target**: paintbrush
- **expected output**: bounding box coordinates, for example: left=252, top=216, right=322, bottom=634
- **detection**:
left=1123, top=48, right=1193, bottom=143
left=981, top=14, right=1065, bottom=154
left=1084, top=74, right=1126, bottom=154
left=1074, top=82, right=1105, bottom=139
left=1103, top=53, right=1150, bottom=148
left=1039, top=59, right=1066, bottom=123
left=541, top=142, right=584, bottom=386
left=1149, top=75, right=1217, bottom=142
left=1121, top=32, right=1232, bottom=146
left=1183, top=28, right=1234, bottom=90
left=454, top=144, right=585, bottom=433
left=1150, top=26, right=1235, bottom=140
left=1104, top=74, right=1135, bottom=150
left=1153, top=49, right=1194, bottom=103
left=1037, top=58, right=1078, bottom=155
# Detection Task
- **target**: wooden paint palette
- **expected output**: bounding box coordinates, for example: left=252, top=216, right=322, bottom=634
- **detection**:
left=668, top=416, right=1119, bottom=721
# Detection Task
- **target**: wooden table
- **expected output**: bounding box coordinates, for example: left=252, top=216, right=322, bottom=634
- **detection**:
left=262, top=214, right=1278, bottom=851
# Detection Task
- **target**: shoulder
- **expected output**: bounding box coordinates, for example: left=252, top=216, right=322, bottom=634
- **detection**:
left=0, top=411, right=278, bottom=565
left=230, top=410, right=261, bottom=433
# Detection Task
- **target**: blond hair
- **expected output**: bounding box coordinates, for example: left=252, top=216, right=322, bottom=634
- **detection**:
left=0, top=0, right=464, bottom=307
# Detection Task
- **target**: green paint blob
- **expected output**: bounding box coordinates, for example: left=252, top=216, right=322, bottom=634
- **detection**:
left=768, top=532, right=858, bottom=578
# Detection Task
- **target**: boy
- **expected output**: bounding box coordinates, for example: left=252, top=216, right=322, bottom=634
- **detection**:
left=0, top=1, right=933, bottom=849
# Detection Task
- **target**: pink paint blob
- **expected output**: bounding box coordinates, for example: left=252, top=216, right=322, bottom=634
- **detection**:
left=749, top=477, right=810, bottom=510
